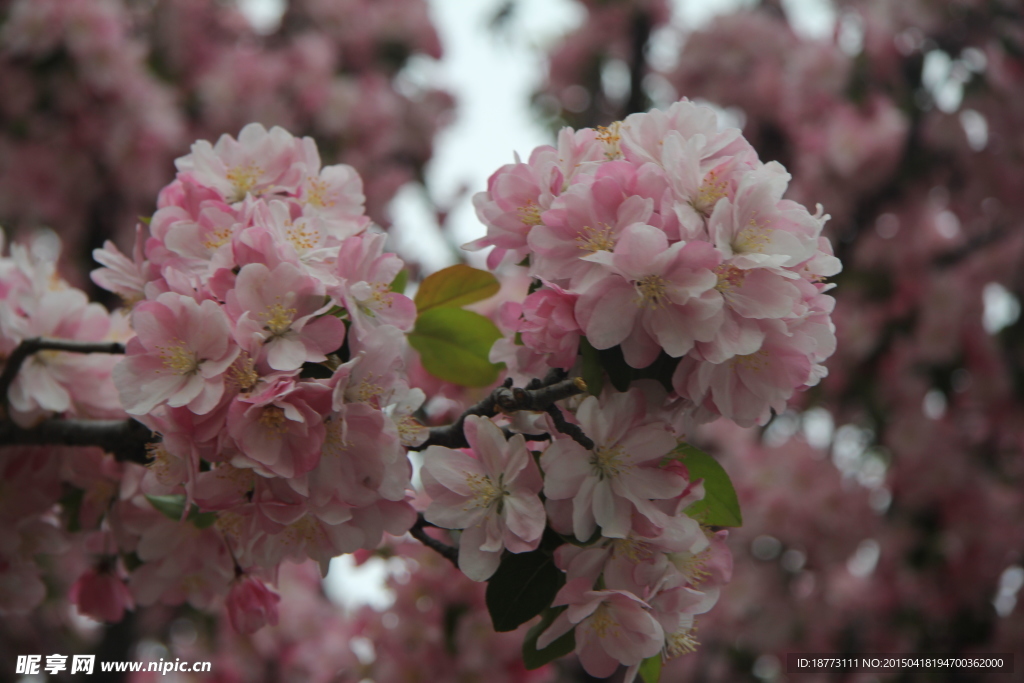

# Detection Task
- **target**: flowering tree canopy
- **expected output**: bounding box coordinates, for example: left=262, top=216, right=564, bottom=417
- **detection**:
left=3, top=0, right=1023, bottom=681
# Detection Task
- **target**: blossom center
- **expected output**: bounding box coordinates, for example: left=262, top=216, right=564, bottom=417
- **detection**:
left=465, top=472, right=507, bottom=511
left=303, top=177, right=336, bottom=209
left=731, top=350, right=768, bottom=372
left=714, top=264, right=746, bottom=292
left=158, top=340, right=201, bottom=375
left=226, top=162, right=264, bottom=200
left=692, top=170, right=727, bottom=217
left=596, top=122, right=623, bottom=160
left=575, top=224, right=615, bottom=253
left=667, top=627, right=699, bottom=658
left=635, top=274, right=668, bottom=309
left=588, top=604, right=621, bottom=639
left=228, top=354, right=258, bottom=390
left=258, top=405, right=289, bottom=435
left=590, top=445, right=628, bottom=479
left=285, top=220, right=320, bottom=252
left=734, top=212, right=772, bottom=253
left=517, top=200, right=543, bottom=226
left=262, top=303, right=297, bottom=337
left=612, top=536, right=653, bottom=562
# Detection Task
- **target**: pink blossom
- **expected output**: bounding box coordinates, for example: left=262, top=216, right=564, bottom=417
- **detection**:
left=227, top=261, right=344, bottom=371
left=538, top=578, right=664, bottom=678
left=227, top=376, right=331, bottom=479
left=421, top=416, right=546, bottom=581
left=575, top=223, right=723, bottom=368
left=541, top=390, right=684, bottom=540
left=512, top=285, right=581, bottom=370
left=332, top=232, right=416, bottom=338
left=174, top=123, right=303, bottom=203
left=527, top=161, right=654, bottom=290
left=70, top=569, right=134, bottom=623
left=673, top=319, right=815, bottom=427
left=225, top=575, right=281, bottom=634
left=115, top=292, right=239, bottom=416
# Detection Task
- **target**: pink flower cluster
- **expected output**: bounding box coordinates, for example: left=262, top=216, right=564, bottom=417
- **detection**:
left=478, top=100, right=840, bottom=427
left=422, top=387, right=731, bottom=677
left=91, top=124, right=425, bottom=614
left=0, top=230, right=125, bottom=427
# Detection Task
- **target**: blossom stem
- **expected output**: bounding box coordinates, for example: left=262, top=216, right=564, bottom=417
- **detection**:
left=0, top=337, right=126, bottom=411
left=411, top=376, right=589, bottom=451
left=409, top=514, right=459, bottom=566
left=0, top=417, right=152, bottom=464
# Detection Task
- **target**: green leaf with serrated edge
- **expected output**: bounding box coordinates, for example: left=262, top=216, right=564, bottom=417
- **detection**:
left=414, top=264, right=499, bottom=312
left=408, top=307, right=503, bottom=387
left=486, top=548, right=565, bottom=632
left=578, top=337, right=604, bottom=396
left=390, top=269, right=408, bottom=294
left=670, top=445, right=743, bottom=527
left=639, top=654, right=663, bottom=683
left=522, top=606, right=576, bottom=670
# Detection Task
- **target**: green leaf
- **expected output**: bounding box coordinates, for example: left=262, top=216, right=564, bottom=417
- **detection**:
left=578, top=337, right=604, bottom=397
left=145, top=494, right=219, bottom=529
left=146, top=494, right=188, bottom=521
left=486, top=548, right=565, bottom=632
left=639, top=654, right=663, bottom=683
left=408, top=307, right=503, bottom=387
left=671, top=445, right=743, bottom=527
left=414, top=264, right=499, bottom=312
left=390, top=269, right=408, bottom=294
left=522, top=606, right=576, bottom=670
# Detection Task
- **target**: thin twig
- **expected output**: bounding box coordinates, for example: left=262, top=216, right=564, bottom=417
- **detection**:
left=411, top=376, right=588, bottom=451
left=409, top=514, right=459, bottom=566
left=1, top=337, right=125, bottom=410
left=0, top=418, right=152, bottom=464
left=544, top=404, right=595, bottom=450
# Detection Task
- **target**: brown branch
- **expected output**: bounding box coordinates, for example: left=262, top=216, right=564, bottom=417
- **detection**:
left=409, top=514, right=459, bottom=566
left=544, top=404, right=595, bottom=450
left=1, top=337, right=125, bottom=410
left=410, top=376, right=588, bottom=451
left=0, top=418, right=153, bottom=465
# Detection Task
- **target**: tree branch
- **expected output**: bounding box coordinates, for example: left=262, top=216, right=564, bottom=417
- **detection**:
left=1, top=337, right=125, bottom=410
left=410, top=376, right=588, bottom=451
left=0, top=418, right=153, bottom=464
left=409, top=514, right=459, bottom=566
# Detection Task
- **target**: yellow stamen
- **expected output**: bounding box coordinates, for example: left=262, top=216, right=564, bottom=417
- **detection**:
left=731, top=350, right=768, bottom=372
left=303, top=177, right=336, bottom=209
left=666, top=626, right=700, bottom=658
left=228, top=354, right=258, bottom=391
left=714, top=264, right=746, bottom=292
left=734, top=212, right=772, bottom=253
left=517, top=200, right=543, bottom=226
left=225, top=162, right=264, bottom=200
left=258, top=405, right=289, bottom=435
left=576, top=223, right=616, bottom=253
left=691, top=170, right=727, bottom=217
left=590, top=445, right=629, bottom=479
left=596, top=122, right=624, bottom=160
left=635, top=274, right=668, bottom=309
left=464, top=472, right=506, bottom=511
left=588, top=604, right=621, bottom=639
left=157, top=340, right=200, bottom=375
left=261, top=302, right=297, bottom=337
